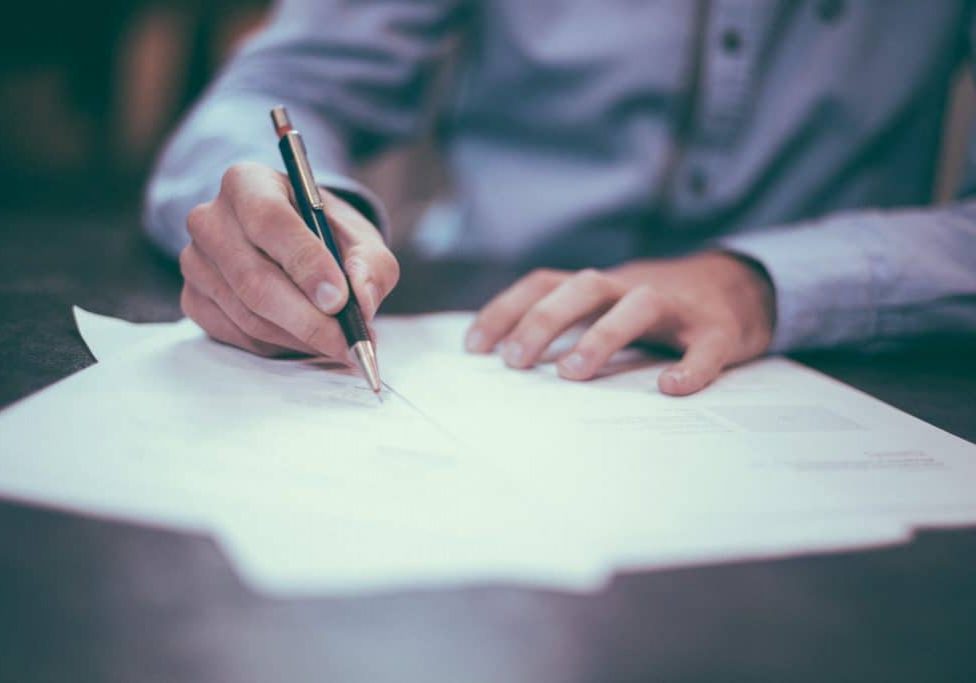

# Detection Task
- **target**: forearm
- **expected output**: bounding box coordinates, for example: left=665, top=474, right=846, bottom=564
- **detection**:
left=143, top=0, right=461, bottom=257
left=144, top=93, right=386, bottom=258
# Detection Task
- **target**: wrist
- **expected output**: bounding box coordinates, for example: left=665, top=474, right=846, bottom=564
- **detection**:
left=709, top=250, right=777, bottom=353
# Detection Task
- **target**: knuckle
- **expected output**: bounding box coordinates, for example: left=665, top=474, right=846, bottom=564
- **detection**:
left=576, top=267, right=601, bottom=285
left=220, top=162, right=255, bottom=194
left=235, top=309, right=266, bottom=338
left=233, top=268, right=272, bottom=312
left=631, top=284, right=663, bottom=309
left=576, top=268, right=615, bottom=296
left=246, top=200, right=288, bottom=242
left=525, top=304, right=558, bottom=332
left=527, top=268, right=558, bottom=288
left=185, top=203, right=212, bottom=241
left=284, top=241, right=328, bottom=280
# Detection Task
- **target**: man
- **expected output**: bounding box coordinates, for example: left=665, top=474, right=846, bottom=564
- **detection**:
left=145, top=0, right=976, bottom=396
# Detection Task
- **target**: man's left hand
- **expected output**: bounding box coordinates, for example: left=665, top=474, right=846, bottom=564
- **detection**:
left=465, top=252, right=776, bottom=395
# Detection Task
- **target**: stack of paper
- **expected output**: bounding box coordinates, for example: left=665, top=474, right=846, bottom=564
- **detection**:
left=0, top=308, right=973, bottom=596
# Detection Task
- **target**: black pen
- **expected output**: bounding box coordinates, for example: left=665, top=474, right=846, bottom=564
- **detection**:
left=270, top=105, right=381, bottom=395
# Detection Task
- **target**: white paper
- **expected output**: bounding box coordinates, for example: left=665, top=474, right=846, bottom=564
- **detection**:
left=7, top=310, right=605, bottom=594
left=0, top=308, right=973, bottom=597
left=74, top=307, right=178, bottom=361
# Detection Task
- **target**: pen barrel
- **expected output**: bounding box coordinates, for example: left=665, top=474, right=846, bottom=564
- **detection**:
left=309, top=207, right=371, bottom=345
left=279, top=138, right=371, bottom=346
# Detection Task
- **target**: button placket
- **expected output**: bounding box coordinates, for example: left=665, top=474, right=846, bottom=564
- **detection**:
left=697, top=0, right=767, bottom=146
left=667, top=0, right=781, bottom=220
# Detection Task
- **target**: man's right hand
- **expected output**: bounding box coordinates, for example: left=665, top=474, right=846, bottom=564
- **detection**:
left=179, top=162, right=399, bottom=358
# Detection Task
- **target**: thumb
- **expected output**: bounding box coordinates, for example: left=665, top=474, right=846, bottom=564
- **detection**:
left=228, top=167, right=351, bottom=316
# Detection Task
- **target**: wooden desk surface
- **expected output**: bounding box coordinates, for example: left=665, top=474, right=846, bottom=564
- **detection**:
left=1, top=210, right=975, bottom=682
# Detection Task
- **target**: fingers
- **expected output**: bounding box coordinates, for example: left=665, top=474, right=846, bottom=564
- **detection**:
left=181, top=284, right=291, bottom=357
left=465, top=269, right=566, bottom=353
left=179, top=244, right=319, bottom=355
left=657, top=331, right=732, bottom=396
left=557, top=286, right=669, bottom=380
left=553, top=283, right=733, bottom=393
left=497, top=269, right=623, bottom=369
left=325, top=190, right=400, bottom=319
left=224, top=164, right=351, bottom=316
left=200, top=163, right=399, bottom=368
left=186, top=199, right=348, bottom=358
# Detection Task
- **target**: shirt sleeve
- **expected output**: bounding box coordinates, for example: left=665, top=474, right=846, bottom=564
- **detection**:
left=143, top=0, right=463, bottom=258
left=719, top=201, right=976, bottom=352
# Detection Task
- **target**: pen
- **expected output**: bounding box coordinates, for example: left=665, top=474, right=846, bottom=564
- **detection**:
left=270, top=105, right=382, bottom=396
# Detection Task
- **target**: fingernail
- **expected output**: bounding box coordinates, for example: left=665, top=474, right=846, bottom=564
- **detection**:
left=465, top=328, right=485, bottom=352
left=314, top=281, right=343, bottom=312
left=502, top=341, right=524, bottom=366
left=662, top=368, right=689, bottom=389
left=559, top=352, right=588, bottom=376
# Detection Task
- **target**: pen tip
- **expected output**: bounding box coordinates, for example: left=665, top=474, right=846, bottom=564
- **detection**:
left=351, top=341, right=382, bottom=397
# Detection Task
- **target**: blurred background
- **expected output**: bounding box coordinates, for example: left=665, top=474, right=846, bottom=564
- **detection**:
left=0, top=0, right=448, bottom=245
left=0, top=2, right=973, bottom=236
left=0, top=1, right=268, bottom=211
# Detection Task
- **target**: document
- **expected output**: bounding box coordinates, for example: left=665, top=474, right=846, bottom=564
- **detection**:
left=6, top=310, right=604, bottom=594
left=0, top=308, right=973, bottom=596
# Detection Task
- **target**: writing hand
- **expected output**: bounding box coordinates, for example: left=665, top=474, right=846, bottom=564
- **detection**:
left=179, top=162, right=399, bottom=357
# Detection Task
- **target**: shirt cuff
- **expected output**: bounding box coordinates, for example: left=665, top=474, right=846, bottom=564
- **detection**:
left=718, top=222, right=878, bottom=352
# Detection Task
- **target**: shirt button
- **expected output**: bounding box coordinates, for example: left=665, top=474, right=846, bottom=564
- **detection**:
left=688, top=168, right=708, bottom=197
left=720, top=28, right=743, bottom=54
left=816, top=0, right=845, bottom=23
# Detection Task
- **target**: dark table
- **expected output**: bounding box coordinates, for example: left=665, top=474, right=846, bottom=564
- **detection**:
left=2, top=209, right=975, bottom=682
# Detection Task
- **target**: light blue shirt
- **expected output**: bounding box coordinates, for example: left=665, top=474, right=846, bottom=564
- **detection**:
left=145, top=0, right=976, bottom=352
